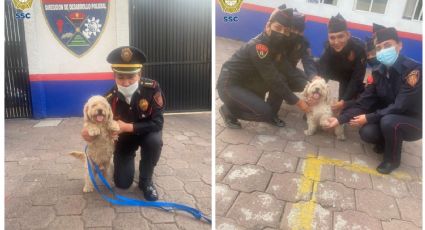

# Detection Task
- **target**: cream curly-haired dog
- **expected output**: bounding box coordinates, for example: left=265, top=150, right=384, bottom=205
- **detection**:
left=303, top=78, right=345, bottom=140
left=70, top=95, right=120, bottom=192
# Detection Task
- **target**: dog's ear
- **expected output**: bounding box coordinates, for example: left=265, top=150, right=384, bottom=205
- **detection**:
left=83, top=102, right=90, bottom=122
left=106, top=101, right=113, bottom=122
left=302, top=82, right=310, bottom=99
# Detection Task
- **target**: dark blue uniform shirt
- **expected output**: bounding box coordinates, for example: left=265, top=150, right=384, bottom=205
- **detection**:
left=338, top=55, right=422, bottom=124
left=219, top=32, right=299, bottom=105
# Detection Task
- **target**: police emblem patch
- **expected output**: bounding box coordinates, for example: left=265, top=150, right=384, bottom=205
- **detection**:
left=406, top=70, right=420, bottom=87
left=218, top=0, right=243, bottom=14
left=121, top=48, right=133, bottom=63
left=366, top=75, right=374, bottom=86
left=41, top=0, right=109, bottom=57
left=153, top=92, right=164, bottom=108
left=139, top=99, right=149, bottom=111
left=256, top=44, right=269, bottom=59
left=12, top=0, right=33, bottom=10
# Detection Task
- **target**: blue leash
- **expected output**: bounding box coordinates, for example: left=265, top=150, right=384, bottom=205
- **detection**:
left=84, top=146, right=211, bottom=224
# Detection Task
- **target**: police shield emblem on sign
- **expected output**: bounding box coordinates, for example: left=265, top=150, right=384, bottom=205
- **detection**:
left=218, top=0, right=243, bottom=14
left=41, top=0, right=109, bottom=57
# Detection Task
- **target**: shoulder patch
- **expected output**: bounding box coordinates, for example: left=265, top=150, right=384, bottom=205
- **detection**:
left=153, top=91, right=164, bottom=108
left=140, top=79, right=156, bottom=88
left=256, top=44, right=269, bottom=59
left=366, top=75, right=374, bottom=86
left=406, top=70, right=420, bottom=87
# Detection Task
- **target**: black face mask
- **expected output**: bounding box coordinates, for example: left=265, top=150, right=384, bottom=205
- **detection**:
left=269, top=30, right=290, bottom=48
left=367, top=57, right=380, bottom=68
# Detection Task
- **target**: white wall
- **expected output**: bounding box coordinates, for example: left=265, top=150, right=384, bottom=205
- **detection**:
left=244, top=0, right=422, bottom=34
left=24, top=0, right=129, bottom=75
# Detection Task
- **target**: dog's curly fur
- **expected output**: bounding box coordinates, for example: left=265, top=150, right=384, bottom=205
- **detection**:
left=303, top=78, right=345, bottom=140
left=70, top=95, right=120, bottom=192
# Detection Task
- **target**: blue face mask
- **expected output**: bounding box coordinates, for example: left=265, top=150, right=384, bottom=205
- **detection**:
left=376, top=46, right=399, bottom=66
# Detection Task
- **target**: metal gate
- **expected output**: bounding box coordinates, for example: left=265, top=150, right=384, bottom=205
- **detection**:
left=130, top=0, right=211, bottom=111
left=5, top=1, right=32, bottom=118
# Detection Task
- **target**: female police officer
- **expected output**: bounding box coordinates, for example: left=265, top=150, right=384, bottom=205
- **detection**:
left=82, top=46, right=164, bottom=201
left=217, top=6, right=310, bottom=129
left=325, top=27, right=422, bottom=174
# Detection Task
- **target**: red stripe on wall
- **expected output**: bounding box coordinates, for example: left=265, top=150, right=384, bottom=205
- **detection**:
left=41, top=0, right=108, bottom=4
left=30, top=72, right=114, bottom=82
left=241, top=3, right=422, bottom=41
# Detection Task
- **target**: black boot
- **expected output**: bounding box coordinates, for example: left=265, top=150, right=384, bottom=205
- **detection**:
left=376, top=161, right=400, bottom=174
left=268, top=116, right=286, bottom=127
left=219, top=105, right=241, bottom=129
left=139, top=179, right=158, bottom=201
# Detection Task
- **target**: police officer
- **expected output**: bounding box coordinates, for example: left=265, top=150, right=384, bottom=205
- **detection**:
left=325, top=27, right=422, bottom=174
left=275, top=9, right=319, bottom=91
left=365, top=36, right=379, bottom=69
left=83, top=46, right=165, bottom=201
left=318, top=13, right=367, bottom=112
left=217, top=7, right=310, bottom=129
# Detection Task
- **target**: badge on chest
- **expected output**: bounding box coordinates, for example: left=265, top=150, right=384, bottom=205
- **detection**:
left=139, top=99, right=149, bottom=112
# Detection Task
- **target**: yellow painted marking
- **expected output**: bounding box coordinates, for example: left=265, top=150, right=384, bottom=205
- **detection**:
left=289, top=154, right=414, bottom=230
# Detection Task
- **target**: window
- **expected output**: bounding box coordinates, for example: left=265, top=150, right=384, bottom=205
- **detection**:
left=403, top=0, right=423, bottom=21
left=307, top=0, right=338, bottom=6
left=355, top=0, right=388, bottom=14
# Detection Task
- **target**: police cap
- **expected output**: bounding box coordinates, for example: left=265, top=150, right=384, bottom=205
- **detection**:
left=328, top=13, right=347, bottom=33
left=107, top=46, right=147, bottom=74
left=372, top=23, right=385, bottom=34
left=269, top=6, right=293, bottom=27
left=292, top=10, right=305, bottom=32
left=375, top=27, right=399, bottom=43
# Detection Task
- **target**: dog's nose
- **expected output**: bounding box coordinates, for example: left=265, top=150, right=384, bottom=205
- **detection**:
left=314, top=88, right=320, bottom=92
left=97, top=109, right=103, bottom=114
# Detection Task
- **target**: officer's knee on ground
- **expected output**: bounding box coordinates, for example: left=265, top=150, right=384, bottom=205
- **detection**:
left=114, top=173, right=134, bottom=189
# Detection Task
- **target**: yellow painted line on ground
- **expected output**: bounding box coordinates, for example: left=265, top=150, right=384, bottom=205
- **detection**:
left=289, top=154, right=413, bottom=230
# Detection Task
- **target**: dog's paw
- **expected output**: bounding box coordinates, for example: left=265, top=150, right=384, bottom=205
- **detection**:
left=88, top=127, right=100, bottom=136
left=304, top=129, right=314, bottom=136
left=83, top=185, right=94, bottom=193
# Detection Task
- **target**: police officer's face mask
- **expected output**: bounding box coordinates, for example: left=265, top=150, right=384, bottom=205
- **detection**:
left=376, top=46, right=399, bottom=67
left=269, top=30, right=289, bottom=48
left=117, top=81, right=139, bottom=104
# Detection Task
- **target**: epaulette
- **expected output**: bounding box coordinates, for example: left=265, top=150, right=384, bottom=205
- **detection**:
left=140, top=78, right=157, bottom=88
left=105, top=93, right=113, bottom=100
left=402, top=57, right=420, bottom=69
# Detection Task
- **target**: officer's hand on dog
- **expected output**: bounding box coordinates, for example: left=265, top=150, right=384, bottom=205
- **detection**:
left=81, top=128, right=95, bottom=143
left=117, top=120, right=134, bottom=133
left=296, top=99, right=311, bottom=113
left=331, top=100, right=345, bottom=112
left=349, top=114, right=367, bottom=127
left=324, top=117, right=339, bottom=129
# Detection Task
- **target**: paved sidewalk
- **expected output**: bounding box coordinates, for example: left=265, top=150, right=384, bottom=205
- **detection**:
left=215, top=37, right=422, bottom=230
left=5, top=113, right=211, bottom=230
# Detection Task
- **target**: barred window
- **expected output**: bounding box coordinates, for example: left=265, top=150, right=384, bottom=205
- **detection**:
left=355, top=0, right=388, bottom=14
left=403, top=0, right=423, bottom=21
left=307, top=0, right=338, bottom=6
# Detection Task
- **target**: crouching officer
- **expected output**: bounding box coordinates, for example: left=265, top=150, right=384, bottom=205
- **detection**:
left=275, top=9, right=319, bottom=92
left=217, top=7, right=310, bottom=129
left=83, top=46, right=165, bottom=201
left=325, top=27, right=422, bottom=174
left=318, top=13, right=367, bottom=112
